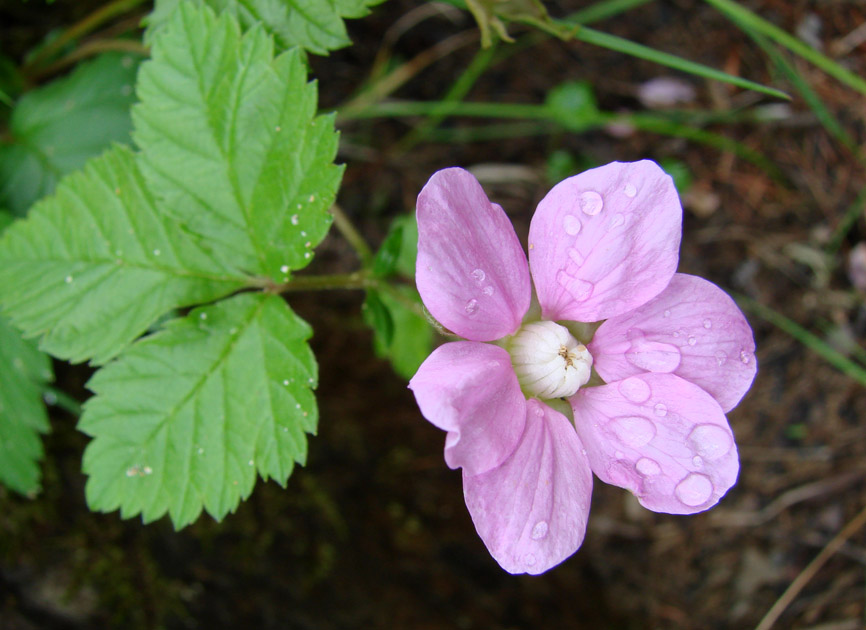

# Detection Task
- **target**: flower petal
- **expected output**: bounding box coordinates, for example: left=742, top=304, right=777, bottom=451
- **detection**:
left=529, top=160, right=682, bottom=322
left=570, top=373, right=738, bottom=515
left=463, top=399, right=593, bottom=575
left=416, top=167, right=531, bottom=341
left=409, top=341, right=526, bottom=476
left=588, top=273, right=756, bottom=412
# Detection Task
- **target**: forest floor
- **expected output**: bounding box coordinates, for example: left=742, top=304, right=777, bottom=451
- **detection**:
left=1, top=1, right=866, bottom=628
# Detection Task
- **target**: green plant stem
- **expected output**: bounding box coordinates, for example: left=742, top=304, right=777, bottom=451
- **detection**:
left=44, top=386, right=83, bottom=417
left=23, top=0, right=149, bottom=76
left=330, top=204, right=373, bottom=266
left=277, top=271, right=372, bottom=293
left=704, top=0, right=866, bottom=97
left=735, top=292, right=866, bottom=387
left=30, top=39, right=149, bottom=82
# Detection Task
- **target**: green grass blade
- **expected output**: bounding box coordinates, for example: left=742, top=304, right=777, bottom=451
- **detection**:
left=736, top=293, right=866, bottom=387
left=568, top=26, right=789, bottom=100
left=705, top=0, right=866, bottom=97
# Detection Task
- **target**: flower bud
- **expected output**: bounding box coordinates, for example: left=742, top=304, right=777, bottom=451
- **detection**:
left=508, top=321, right=593, bottom=399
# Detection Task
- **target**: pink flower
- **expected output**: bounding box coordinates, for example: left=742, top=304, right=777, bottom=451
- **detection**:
left=409, top=161, right=756, bottom=575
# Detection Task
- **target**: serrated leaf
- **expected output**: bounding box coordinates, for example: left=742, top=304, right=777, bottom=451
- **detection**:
left=146, top=0, right=385, bottom=55
left=366, top=286, right=433, bottom=380
left=0, top=145, right=247, bottom=365
left=0, top=310, right=53, bottom=495
left=134, top=5, right=343, bottom=280
left=0, top=52, right=143, bottom=215
left=80, top=292, right=317, bottom=527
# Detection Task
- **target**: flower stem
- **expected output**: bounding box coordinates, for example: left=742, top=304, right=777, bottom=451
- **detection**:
left=274, top=271, right=372, bottom=293
left=330, top=204, right=374, bottom=266
left=23, top=0, right=149, bottom=76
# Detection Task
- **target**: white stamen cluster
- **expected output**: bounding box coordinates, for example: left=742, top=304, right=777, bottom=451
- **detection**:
left=508, top=321, right=593, bottom=399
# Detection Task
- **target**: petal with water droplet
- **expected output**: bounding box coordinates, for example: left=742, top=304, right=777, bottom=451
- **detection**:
left=529, top=160, right=682, bottom=322
left=416, top=168, right=531, bottom=341
left=569, top=373, right=738, bottom=514
left=409, top=342, right=526, bottom=476
left=588, top=273, right=757, bottom=412
left=463, top=399, right=593, bottom=575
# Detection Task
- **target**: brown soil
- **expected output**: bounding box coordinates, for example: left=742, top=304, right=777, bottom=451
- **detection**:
left=2, top=1, right=866, bottom=629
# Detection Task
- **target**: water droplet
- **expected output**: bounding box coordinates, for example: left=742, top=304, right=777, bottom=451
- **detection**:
left=471, top=268, right=486, bottom=283
left=715, top=351, right=728, bottom=367
left=567, top=248, right=586, bottom=269
left=524, top=554, right=537, bottom=566
left=143, top=466, right=153, bottom=475
left=197, top=447, right=204, bottom=455
left=624, top=183, right=637, bottom=198
left=635, top=457, right=661, bottom=476
left=702, top=319, right=712, bottom=329
left=672, top=331, right=680, bottom=338
left=692, top=455, right=703, bottom=467
left=687, top=336, right=697, bottom=346
left=295, top=403, right=301, bottom=409
left=126, top=466, right=138, bottom=477
left=578, top=191, right=604, bottom=215
left=291, top=214, right=299, bottom=225
left=464, top=299, right=479, bottom=315
left=609, top=213, right=625, bottom=229
left=153, top=249, right=161, bottom=256
left=280, top=265, right=289, bottom=273
left=308, top=195, right=316, bottom=203
left=740, top=350, right=751, bottom=364
left=688, top=424, right=733, bottom=461
left=653, top=403, right=667, bottom=417
left=200, top=313, right=207, bottom=320
left=304, top=252, right=311, bottom=259
left=618, top=376, right=651, bottom=403
left=482, top=285, right=494, bottom=296
left=533, top=405, right=544, bottom=417
left=625, top=337, right=681, bottom=372
left=674, top=473, right=714, bottom=507
left=283, top=379, right=289, bottom=386
left=530, top=521, right=548, bottom=540
left=556, top=271, right=594, bottom=302
left=64, top=275, right=73, bottom=284
left=248, top=459, right=254, bottom=466
left=563, top=214, right=582, bottom=235
left=663, top=310, right=671, bottom=318
left=611, top=416, right=656, bottom=448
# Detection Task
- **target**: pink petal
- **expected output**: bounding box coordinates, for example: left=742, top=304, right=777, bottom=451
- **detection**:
left=463, top=399, right=593, bottom=575
left=528, top=161, right=682, bottom=322
left=416, top=168, right=531, bottom=341
left=409, top=341, right=526, bottom=476
left=588, top=273, right=756, bottom=412
left=570, top=373, right=738, bottom=514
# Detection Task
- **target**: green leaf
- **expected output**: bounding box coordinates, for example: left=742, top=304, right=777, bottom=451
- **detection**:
left=0, top=145, right=247, bottom=365
left=372, top=213, right=418, bottom=278
left=365, top=286, right=432, bottom=380
left=146, top=0, right=386, bottom=55
left=80, top=292, right=317, bottom=527
left=0, top=315, right=52, bottom=495
left=545, top=80, right=599, bottom=132
left=134, top=5, right=344, bottom=279
left=0, top=52, right=143, bottom=215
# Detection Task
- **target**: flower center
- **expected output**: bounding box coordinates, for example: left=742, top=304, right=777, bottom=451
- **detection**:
left=508, top=321, right=593, bottom=399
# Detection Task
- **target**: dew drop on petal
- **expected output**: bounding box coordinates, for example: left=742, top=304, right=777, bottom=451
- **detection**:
left=688, top=424, right=733, bottom=461
left=687, top=336, right=697, bottom=346
left=692, top=455, right=703, bottom=467
left=625, top=338, right=681, bottom=372
left=578, top=191, right=604, bottom=216
left=674, top=473, right=714, bottom=507
left=609, top=213, right=625, bottom=229
left=482, top=285, right=494, bottom=296
left=464, top=299, right=479, bottom=315
left=530, top=521, right=549, bottom=540
left=663, top=310, right=671, bottom=318
left=703, top=319, right=712, bottom=329
left=618, top=376, right=651, bottom=403
left=563, top=214, right=582, bottom=235
left=653, top=402, right=667, bottom=417
left=740, top=350, right=751, bottom=364
left=556, top=271, right=594, bottom=302
left=624, top=183, right=637, bottom=198
left=471, top=268, right=485, bottom=283
left=635, top=457, right=661, bottom=476
left=524, top=554, right=537, bottom=567
left=715, top=351, right=728, bottom=366
left=611, top=415, right=656, bottom=448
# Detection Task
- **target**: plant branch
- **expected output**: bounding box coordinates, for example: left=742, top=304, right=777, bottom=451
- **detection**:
left=330, top=204, right=374, bottom=266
